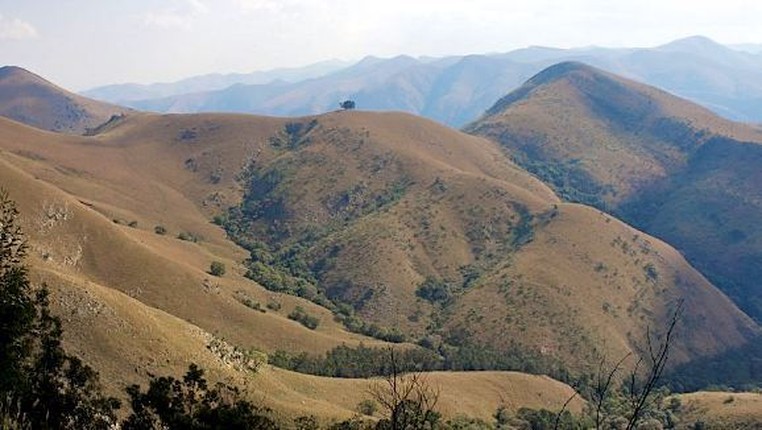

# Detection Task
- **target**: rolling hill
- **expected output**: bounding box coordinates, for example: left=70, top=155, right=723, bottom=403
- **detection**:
left=85, top=36, right=762, bottom=127
left=1, top=67, right=761, bottom=422
left=466, top=61, right=762, bottom=330
left=0, top=66, right=130, bottom=134
left=0, top=116, right=589, bottom=423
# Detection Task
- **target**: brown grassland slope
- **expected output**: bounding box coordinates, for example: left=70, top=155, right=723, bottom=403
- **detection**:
left=467, top=61, right=762, bottom=325
left=0, top=120, right=584, bottom=422
left=0, top=85, right=759, bottom=420
left=58, top=108, right=753, bottom=371
left=0, top=66, right=130, bottom=134
left=212, top=111, right=757, bottom=373
left=675, top=391, right=762, bottom=429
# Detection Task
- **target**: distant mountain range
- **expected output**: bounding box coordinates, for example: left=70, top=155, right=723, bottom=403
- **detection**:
left=81, top=36, right=762, bottom=127
left=81, top=59, right=350, bottom=104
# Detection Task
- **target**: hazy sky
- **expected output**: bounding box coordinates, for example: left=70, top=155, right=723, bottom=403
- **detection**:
left=2, top=0, right=761, bottom=91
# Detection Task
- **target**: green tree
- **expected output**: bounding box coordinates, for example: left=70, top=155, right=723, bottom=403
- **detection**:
left=0, top=190, right=120, bottom=429
left=209, top=261, right=226, bottom=277
left=339, top=100, right=356, bottom=110
left=123, top=363, right=276, bottom=430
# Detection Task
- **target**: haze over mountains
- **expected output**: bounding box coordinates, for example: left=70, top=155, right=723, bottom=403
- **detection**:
left=3, top=47, right=762, bottom=426
left=81, top=36, right=762, bottom=127
left=81, top=59, right=350, bottom=104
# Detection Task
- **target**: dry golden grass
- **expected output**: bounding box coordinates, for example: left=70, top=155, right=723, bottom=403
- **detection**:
left=0, top=149, right=387, bottom=356
left=0, top=132, right=589, bottom=423
left=468, top=61, right=762, bottom=330
left=0, top=101, right=757, bottom=421
left=447, top=202, right=757, bottom=370
left=0, top=115, right=585, bottom=421
left=33, top=261, right=585, bottom=424
left=676, top=391, right=762, bottom=429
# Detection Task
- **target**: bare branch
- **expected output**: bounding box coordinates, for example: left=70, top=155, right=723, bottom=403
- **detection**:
left=624, top=299, right=684, bottom=430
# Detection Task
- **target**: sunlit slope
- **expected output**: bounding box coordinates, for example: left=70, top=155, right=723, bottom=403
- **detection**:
left=0, top=126, right=387, bottom=356
left=676, top=392, right=762, bottom=429
left=0, top=66, right=130, bottom=134
left=78, top=109, right=754, bottom=371
left=0, top=149, right=584, bottom=422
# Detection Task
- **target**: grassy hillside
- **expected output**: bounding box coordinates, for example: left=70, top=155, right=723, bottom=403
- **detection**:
left=675, top=392, right=762, bottom=429
left=0, top=120, right=587, bottom=423
left=0, top=66, right=130, bottom=134
left=467, top=61, right=762, bottom=328
left=167, top=110, right=755, bottom=374
left=0, top=96, right=758, bottom=422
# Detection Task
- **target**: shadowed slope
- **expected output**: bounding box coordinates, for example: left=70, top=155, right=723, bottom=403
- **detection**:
left=468, top=62, right=762, bottom=324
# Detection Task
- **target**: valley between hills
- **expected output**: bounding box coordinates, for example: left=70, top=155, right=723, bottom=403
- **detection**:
left=1, top=62, right=761, bottom=428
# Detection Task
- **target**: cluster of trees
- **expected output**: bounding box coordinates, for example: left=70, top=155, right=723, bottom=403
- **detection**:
left=123, top=364, right=276, bottom=430
left=269, top=344, right=443, bottom=378
left=288, top=306, right=320, bottom=330
left=268, top=339, right=573, bottom=387
left=290, top=347, right=694, bottom=430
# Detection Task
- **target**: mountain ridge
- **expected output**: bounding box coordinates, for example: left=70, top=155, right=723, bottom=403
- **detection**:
left=77, top=36, right=762, bottom=126
left=468, top=61, right=762, bottom=329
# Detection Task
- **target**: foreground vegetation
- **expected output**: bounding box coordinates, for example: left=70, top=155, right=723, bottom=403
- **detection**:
left=0, top=181, right=748, bottom=429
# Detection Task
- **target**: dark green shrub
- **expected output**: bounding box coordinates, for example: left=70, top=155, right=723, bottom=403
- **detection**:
left=294, top=415, right=319, bottom=430
left=415, top=277, right=452, bottom=304
left=154, top=225, right=167, bottom=235
left=123, top=364, right=276, bottom=430
left=288, top=306, right=319, bottom=330
left=236, top=293, right=265, bottom=313
left=357, top=399, right=377, bottom=416
left=209, top=261, right=226, bottom=277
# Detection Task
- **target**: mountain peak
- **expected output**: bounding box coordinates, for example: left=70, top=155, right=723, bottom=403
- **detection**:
left=525, top=61, right=598, bottom=84
left=482, top=61, right=604, bottom=116
left=657, top=35, right=730, bottom=54
left=0, top=65, right=45, bottom=82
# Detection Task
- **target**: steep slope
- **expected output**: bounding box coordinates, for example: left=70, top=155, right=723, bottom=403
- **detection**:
left=123, top=110, right=753, bottom=373
left=0, top=66, right=130, bottom=134
left=0, top=97, right=758, bottom=395
left=2, top=152, right=584, bottom=423
left=0, top=113, right=588, bottom=422
left=467, top=61, right=762, bottom=327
